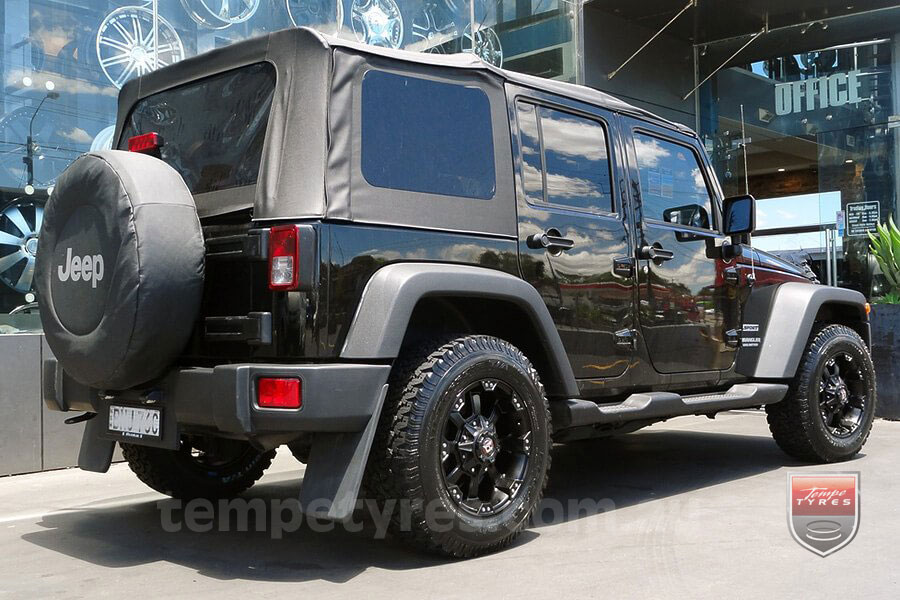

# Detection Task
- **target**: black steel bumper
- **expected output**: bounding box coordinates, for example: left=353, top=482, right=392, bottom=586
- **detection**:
left=43, top=358, right=391, bottom=449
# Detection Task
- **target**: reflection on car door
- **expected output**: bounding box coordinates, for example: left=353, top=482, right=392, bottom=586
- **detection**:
left=623, top=119, right=739, bottom=374
left=510, top=90, right=635, bottom=380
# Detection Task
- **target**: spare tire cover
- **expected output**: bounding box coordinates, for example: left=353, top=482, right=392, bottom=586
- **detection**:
left=35, top=150, right=204, bottom=390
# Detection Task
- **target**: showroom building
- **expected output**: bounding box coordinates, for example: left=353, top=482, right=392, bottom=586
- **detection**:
left=0, top=0, right=898, bottom=473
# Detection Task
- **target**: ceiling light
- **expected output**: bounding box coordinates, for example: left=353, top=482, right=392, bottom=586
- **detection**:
left=777, top=168, right=786, bottom=172
left=845, top=159, right=854, bottom=163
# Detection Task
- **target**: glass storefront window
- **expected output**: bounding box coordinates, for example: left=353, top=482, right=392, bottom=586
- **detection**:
left=700, top=38, right=897, bottom=296
left=0, top=0, right=581, bottom=333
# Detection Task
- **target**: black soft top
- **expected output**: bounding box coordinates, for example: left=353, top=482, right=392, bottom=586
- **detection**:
left=116, top=27, right=694, bottom=225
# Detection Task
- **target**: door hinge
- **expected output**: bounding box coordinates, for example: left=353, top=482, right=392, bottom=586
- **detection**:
left=615, top=328, right=638, bottom=350
left=613, top=257, right=635, bottom=278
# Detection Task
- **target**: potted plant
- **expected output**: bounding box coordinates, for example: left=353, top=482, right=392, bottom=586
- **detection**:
left=867, top=217, right=900, bottom=419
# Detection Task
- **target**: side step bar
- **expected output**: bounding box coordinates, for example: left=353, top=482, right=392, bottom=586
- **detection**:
left=553, top=383, right=789, bottom=429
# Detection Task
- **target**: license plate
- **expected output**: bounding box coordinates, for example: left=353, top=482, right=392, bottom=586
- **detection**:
left=108, top=405, right=161, bottom=440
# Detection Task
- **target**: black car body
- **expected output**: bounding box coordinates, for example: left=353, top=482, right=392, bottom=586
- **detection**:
left=37, top=27, right=875, bottom=556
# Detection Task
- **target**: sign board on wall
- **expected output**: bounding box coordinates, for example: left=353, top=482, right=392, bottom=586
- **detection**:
left=845, top=201, right=880, bottom=237
left=774, top=70, right=868, bottom=116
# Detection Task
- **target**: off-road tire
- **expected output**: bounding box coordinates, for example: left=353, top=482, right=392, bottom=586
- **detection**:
left=766, top=324, right=876, bottom=463
left=365, top=335, right=552, bottom=558
left=121, top=437, right=275, bottom=499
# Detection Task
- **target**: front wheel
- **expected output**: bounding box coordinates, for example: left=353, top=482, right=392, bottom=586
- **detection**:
left=366, top=335, right=551, bottom=558
left=766, top=324, right=876, bottom=463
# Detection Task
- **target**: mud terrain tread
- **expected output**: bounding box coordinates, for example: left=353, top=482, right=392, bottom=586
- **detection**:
left=766, top=324, right=874, bottom=463
left=365, top=335, right=551, bottom=558
left=121, top=442, right=275, bottom=499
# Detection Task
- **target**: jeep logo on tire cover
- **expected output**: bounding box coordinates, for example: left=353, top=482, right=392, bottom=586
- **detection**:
left=57, top=247, right=105, bottom=288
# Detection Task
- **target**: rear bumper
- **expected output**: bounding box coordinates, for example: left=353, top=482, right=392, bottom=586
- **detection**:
left=43, top=358, right=391, bottom=448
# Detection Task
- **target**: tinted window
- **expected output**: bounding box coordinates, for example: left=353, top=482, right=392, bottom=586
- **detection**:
left=119, top=62, right=275, bottom=195
left=361, top=71, right=495, bottom=199
left=516, top=102, right=544, bottom=205
left=633, top=132, right=713, bottom=229
left=515, top=101, right=613, bottom=213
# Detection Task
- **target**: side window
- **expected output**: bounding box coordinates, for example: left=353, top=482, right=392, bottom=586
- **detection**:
left=632, top=132, right=714, bottom=230
left=516, top=103, right=544, bottom=205
left=360, top=70, right=496, bottom=200
left=515, top=101, right=614, bottom=214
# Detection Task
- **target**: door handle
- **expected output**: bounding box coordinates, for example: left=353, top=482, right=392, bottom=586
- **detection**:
left=639, top=244, right=675, bottom=262
left=527, top=229, right=575, bottom=253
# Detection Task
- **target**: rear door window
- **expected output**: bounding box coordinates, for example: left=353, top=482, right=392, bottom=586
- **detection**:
left=360, top=70, right=496, bottom=200
left=119, top=62, right=276, bottom=195
left=515, top=101, right=614, bottom=214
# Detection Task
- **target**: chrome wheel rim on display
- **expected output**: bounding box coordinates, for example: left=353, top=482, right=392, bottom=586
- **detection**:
left=351, top=0, right=403, bottom=49
left=96, top=6, right=185, bottom=89
left=181, top=0, right=260, bottom=29
left=285, top=0, right=344, bottom=35
left=462, top=25, right=502, bottom=67
left=411, top=1, right=458, bottom=53
left=90, top=125, right=116, bottom=152
left=0, top=198, right=43, bottom=294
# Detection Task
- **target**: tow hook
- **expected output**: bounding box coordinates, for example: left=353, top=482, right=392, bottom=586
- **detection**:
left=64, top=412, right=97, bottom=425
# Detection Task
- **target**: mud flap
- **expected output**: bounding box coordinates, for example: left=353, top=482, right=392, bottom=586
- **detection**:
left=299, top=384, right=388, bottom=521
left=77, top=413, right=115, bottom=473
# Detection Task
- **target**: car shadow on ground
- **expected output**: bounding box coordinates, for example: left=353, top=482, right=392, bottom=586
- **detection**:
left=21, top=425, right=807, bottom=583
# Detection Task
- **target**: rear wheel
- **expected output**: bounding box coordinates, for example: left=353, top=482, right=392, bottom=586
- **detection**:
left=366, top=335, right=551, bottom=558
left=121, top=435, right=275, bottom=499
left=766, top=324, right=876, bottom=463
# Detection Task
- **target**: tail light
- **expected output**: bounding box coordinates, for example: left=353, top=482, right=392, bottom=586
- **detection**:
left=128, top=132, right=164, bottom=154
left=257, top=377, right=302, bottom=409
left=268, top=225, right=300, bottom=290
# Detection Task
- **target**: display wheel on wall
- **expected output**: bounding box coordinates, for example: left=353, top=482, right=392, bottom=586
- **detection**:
left=0, top=198, right=43, bottom=294
left=90, top=125, right=117, bottom=152
left=351, top=0, right=404, bottom=48
left=181, top=0, right=261, bottom=30
left=285, top=0, right=344, bottom=35
left=462, top=25, right=502, bottom=67
left=411, top=1, right=458, bottom=53
left=96, top=6, right=185, bottom=89
left=444, top=0, right=491, bottom=29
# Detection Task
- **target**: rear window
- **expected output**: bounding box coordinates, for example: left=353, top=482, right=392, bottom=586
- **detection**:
left=360, top=70, right=496, bottom=200
left=119, top=62, right=276, bottom=195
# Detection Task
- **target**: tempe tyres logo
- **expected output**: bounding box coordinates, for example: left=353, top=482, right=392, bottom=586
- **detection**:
left=788, top=473, right=859, bottom=557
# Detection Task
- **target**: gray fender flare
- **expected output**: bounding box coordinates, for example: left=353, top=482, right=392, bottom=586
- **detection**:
left=736, top=282, right=869, bottom=379
left=340, top=263, right=579, bottom=397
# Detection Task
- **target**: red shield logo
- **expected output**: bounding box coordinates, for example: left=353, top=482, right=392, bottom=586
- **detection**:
left=788, top=473, right=859, bottom=557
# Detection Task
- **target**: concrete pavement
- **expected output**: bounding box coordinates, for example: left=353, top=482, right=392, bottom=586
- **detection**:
left=1, top=411, right=898, bottom=598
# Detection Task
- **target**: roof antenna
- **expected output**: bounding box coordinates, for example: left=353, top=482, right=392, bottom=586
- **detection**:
left=740, top=103, right=756, bottom=286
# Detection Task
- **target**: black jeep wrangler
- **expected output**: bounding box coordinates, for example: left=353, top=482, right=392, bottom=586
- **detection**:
left=36, top=28, right=876, bottom=558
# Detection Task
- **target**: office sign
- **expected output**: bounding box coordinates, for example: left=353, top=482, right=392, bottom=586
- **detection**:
left=775, top=70, right=865, bottom=116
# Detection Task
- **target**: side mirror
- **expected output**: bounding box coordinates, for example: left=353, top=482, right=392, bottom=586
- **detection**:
left=722, top=194, right=755, bottom=236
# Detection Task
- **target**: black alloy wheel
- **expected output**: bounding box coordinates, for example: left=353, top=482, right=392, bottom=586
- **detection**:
left=365, top=335, right=551, bottom=557
left=440, top=378, right=532, bottom=517
left=818, top=353, right=866, bottom=438
left=767, top=324, right=876, bottom=463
